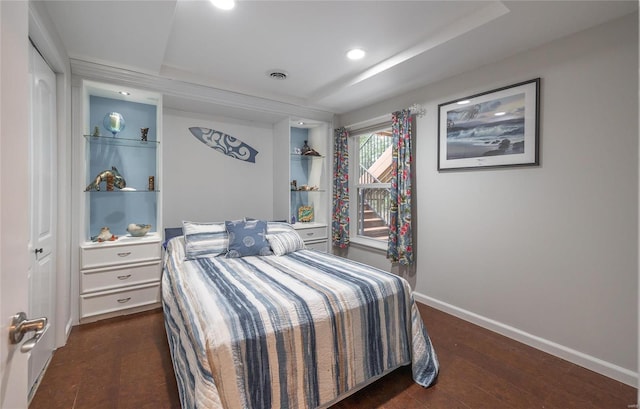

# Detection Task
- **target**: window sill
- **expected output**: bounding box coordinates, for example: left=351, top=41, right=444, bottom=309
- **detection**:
left=349, top=236, right=387, bottom=252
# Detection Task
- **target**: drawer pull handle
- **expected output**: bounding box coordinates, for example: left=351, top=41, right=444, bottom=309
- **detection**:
left=117, top=297, right=131, bottom=304
left=117, top=274, right=131, bottom=280
left=117, top=252, right=131, bottom=257
left=306, top=232, right=314, bottom=236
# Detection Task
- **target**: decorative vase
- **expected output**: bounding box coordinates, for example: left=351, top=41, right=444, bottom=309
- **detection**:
left=103, top=112, right=125, bottom=137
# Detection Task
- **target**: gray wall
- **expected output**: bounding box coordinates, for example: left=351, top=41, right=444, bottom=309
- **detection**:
left=162, top=109, right=275, bottom=228
left=337, top=13, right=638, bottom=385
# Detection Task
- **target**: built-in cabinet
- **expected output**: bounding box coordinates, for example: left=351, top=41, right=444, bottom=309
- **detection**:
left=274, top=119, right=330, bottom=252
left=79, top=238, right=161, bottom=322
left=76, top=80, right=163, bottom=322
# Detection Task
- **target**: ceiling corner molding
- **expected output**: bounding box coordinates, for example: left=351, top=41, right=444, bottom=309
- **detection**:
left=29, top=1, right=69, bottom=73
left=70, top=59, right=335, bottom=122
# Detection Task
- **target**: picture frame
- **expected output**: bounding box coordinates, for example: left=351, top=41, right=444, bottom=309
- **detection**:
left=298, top=205, right=313, bottom=223
left=438, top=78, right=540, bottom=171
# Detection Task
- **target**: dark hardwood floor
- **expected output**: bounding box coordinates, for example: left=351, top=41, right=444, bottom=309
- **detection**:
left=30, top=303, right=636, bottom=409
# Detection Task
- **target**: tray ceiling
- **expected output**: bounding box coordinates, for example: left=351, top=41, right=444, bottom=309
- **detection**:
left=40, top=0, right=637, bottom=119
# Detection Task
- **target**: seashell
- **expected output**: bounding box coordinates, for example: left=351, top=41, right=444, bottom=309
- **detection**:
left=127, top=223, right=151, bottom=237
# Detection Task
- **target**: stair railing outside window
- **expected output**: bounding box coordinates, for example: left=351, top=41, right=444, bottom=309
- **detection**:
left=353, top=129, right=393, bottom=241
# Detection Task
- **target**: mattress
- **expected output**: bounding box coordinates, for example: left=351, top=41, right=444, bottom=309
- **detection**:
left=162, top=236, right=438, bottom=409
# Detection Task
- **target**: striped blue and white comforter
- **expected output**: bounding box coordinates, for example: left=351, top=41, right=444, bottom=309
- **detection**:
left=162, top=237, right=438, bottom=409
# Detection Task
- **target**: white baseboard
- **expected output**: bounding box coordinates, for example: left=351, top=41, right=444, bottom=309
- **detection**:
left=65, top=318, right=72, bottom=338
left=413, top=292, right=638, bottom=388
left=56, top=317, right=73, bottom=349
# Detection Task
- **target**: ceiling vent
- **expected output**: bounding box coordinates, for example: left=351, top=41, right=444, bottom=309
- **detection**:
left=268, top=70, right=288, bottom=80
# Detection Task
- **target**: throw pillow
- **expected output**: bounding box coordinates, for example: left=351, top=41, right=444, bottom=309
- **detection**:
left=266, top=230, right=306, bottom=256
left=182, top=221, right=228, bottom=259
left=225, top=219, right=272, bottom=257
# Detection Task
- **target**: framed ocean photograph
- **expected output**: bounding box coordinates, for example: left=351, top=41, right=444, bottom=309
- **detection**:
left=438, top=78, right=540, bottom=170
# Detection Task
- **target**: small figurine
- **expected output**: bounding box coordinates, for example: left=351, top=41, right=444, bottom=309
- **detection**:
left=127, top=223, right=151, bottom=237
left=91, top=227, right=117, bottom=242
left=85, top=167, right=126, bottom=191
left=301, top=140, right=321, bottom=156
left=140, top=127, right=149, bottom=142
left=301, top=140, right=311, bottom=154
left=105, top=173, right=114, bottom=191
left=92, top=126, right=101, bottom=137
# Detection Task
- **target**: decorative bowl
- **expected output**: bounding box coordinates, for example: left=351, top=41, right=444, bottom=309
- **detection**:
left=103, top=112, right=125, bottom=136
left=126, top=223, right=151, bottom=237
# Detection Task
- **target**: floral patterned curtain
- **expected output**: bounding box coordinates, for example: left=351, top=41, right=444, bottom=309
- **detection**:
left=387, top=110, right=414, bottom=264
left=332, top=127, right=350, bottom=248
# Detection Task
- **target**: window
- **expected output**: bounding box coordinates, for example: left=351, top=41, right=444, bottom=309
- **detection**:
left=349, top=125, right=393, bottom=247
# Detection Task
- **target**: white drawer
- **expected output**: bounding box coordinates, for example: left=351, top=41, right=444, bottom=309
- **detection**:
left=295, top=226, right=327, bottom=242
left=305, top=240, right=328, bottom=252
left=81, top=240, right=161, bottom=269
left=81, top=261, right=161, bottom=293
left=80, top=283, right=161, bottom=319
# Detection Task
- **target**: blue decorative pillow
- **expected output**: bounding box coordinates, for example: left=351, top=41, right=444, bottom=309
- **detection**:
left=182, top=221, right=228, bottom=259
left=225, top=219, right=272, bottom=258
left=266, top=230, right=306, bottom=256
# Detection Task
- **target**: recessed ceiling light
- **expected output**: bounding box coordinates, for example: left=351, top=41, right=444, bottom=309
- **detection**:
left=118, top=91, right=130, bottom=96
left=346, top=48, right=365, bottom=60
left=210, top=0, right=235, bottom=10
left=298, top=121, right=305, bottom=125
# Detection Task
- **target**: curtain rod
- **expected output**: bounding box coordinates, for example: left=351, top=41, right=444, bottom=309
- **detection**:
left=341, top=103, right=426, bottom=133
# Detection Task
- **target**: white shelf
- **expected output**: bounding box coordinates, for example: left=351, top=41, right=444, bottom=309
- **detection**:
left=84, top=134, right=159, bottom=147
left=80, top=232, right=162, bottom=248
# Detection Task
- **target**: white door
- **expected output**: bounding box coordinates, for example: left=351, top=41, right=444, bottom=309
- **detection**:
left=27, top=43, right=57, bottom=397
left=1, top=1, right=31, bottom=408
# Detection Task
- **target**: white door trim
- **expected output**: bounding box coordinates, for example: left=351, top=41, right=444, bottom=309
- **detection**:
left=28, top=0, right=74, bottom=344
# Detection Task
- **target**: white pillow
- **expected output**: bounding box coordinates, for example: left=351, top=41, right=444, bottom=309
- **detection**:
left=266, top=230, right=306, bottom=256
left=182, top=221, right=228, bottom=259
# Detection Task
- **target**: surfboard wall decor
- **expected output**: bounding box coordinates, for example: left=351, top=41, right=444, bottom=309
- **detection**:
left=189, top=127, right=258, bottom=163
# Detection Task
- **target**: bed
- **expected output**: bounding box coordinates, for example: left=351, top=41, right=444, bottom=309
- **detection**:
left=162, top=221, right=438, bottom=409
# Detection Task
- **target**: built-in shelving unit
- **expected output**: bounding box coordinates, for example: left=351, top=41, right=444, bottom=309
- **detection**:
left=75, top=80, right=163, bottom=322
left=275, top=119, right=331, bottom=252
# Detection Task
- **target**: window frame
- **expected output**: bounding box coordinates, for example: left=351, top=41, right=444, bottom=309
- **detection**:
left=348, top=122, right=393, bottom=251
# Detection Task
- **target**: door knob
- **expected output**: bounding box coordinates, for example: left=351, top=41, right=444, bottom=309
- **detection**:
left=9, top=312, right=48, bottom=353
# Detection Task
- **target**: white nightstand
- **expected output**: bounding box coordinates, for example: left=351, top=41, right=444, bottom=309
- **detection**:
left=293, top=222, right=328, bottom=252
left=79, top=234, right=162, bottom=323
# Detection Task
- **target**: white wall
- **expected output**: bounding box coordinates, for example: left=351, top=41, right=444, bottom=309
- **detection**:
left=162, top=109, right=275, bottom=228
left=337, top=13, right=638, bottom=385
